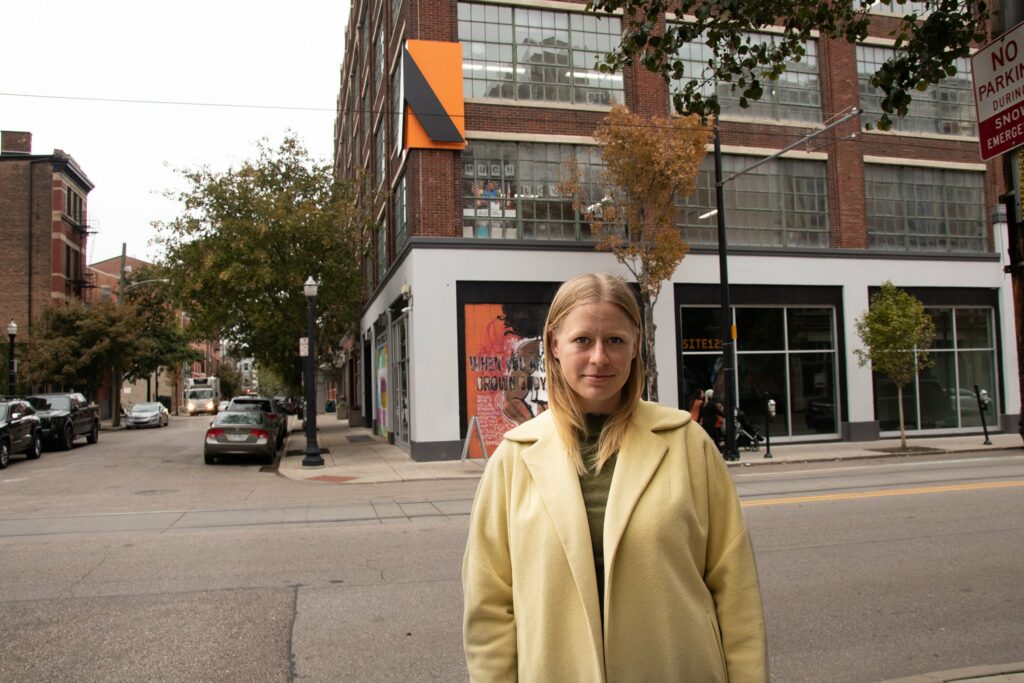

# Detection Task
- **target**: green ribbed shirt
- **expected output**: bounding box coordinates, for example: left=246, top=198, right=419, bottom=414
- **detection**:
left=578, top=413, right=617, bottom=621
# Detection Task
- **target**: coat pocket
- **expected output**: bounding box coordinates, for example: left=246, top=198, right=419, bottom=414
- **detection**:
left=706, top=612, right=728, bottom=680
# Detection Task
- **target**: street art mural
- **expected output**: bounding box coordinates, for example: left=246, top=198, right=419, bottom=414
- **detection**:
left=463, top=302, right=549, bottom=453
left=375, top=339, right=389, bottom=438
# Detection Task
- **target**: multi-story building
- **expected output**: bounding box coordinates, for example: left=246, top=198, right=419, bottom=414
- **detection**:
left=0, top=130, right=95, bottom=338
left=335, top=0, right=1020, bottom=460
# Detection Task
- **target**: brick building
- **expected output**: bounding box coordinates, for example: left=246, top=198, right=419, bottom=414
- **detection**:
left=0, top=130, right=95, bottom=339
left=335, top=0, right=1020, bottom=459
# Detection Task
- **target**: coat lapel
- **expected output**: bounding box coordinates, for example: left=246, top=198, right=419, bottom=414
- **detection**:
left=520, top=431, right=603, bottom=661
left=603, top=420, right=669, bottom=583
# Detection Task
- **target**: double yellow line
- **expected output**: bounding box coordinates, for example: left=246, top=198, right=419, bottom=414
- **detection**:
left=742, top=480, right=1024, bottom=508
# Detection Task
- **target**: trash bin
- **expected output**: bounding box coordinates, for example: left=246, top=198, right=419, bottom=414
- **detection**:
left=325, top=400, right=336, bottom=413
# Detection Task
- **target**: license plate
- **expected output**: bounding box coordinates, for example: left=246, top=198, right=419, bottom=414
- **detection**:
left=226, top=434, right=248, bottom=442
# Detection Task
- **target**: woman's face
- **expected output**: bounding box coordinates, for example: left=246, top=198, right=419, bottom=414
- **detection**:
left=551, top=301, right=637, bottom=414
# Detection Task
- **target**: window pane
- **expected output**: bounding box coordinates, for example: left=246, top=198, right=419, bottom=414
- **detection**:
left=928, top=308, right=955, bottom=349
left=918, top=354, right=958, bottom=429
left=787, top=308, right=834, bottom=350
left=955, top=308, right=993, bottom=348
left=791, top=352, right=838, bottom=435
left=737, top=353, right=788, bottom=435
left=736, top=308, right=784, bottom=351
left=874, top=372, right=917, bottom=431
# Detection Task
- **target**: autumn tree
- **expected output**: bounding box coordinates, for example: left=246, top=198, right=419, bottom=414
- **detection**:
left=155, top=135, right=373, bottom=391
left=586, top=0, right=989, bottom=129
left=854, top=281, right=936, bottom=449
left=562, top=104, right=708, bottom=400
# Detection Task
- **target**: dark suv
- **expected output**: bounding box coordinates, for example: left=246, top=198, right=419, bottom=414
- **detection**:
left=0, top=398, right=43, bottom=468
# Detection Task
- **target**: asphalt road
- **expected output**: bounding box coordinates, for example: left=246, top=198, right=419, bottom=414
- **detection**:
left=0, top=416, right=1021, bottom=682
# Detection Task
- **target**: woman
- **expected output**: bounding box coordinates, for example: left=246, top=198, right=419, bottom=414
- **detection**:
left=462, top=273, right=767, bottom=682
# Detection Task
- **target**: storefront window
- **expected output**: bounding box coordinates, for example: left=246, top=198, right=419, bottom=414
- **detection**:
left=392, top=313, right=410, bottom=445
left=681, top=305, right=838, bottom=437
left=874, top=307, right=997, bottom=432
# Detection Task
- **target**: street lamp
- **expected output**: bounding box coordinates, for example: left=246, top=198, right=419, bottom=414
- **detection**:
left=302, top=276, right=323, bottom=467
left=7, top=320, right=16, bottom=395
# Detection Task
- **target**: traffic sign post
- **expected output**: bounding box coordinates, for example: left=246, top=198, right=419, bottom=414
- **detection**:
left=972, top=20, right=1024, bottom=160
left=299, top=336, right=309, bottom=357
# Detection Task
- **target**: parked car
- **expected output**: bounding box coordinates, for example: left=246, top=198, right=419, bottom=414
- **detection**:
left=26, top=392, right=100, bottom=450
left=217, top=400, right=231, bottom=413
left=125, top=401, right=170, bottom=429
left=227, top=396, right=287, bottom=449
left=204, top=411, right=277, bottom=465
left=0, top=398, right=43, bottom=468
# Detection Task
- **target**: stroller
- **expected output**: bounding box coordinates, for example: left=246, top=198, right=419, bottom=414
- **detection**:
left=735, top=409, right=764, bottom=452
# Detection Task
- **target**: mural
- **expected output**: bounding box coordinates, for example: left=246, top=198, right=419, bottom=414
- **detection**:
left=464, top=303, right=549, bottom=453
left=375, top=339, right=389, bottom=438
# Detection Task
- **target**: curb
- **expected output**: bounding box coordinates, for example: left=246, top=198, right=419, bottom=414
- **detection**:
left=880, top=662, right=1024, bottom=682
left=725, top=443, right=1020, bottom=468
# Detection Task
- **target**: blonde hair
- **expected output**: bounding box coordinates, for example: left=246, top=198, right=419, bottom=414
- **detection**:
left=543, top=273, right=644, bottom=475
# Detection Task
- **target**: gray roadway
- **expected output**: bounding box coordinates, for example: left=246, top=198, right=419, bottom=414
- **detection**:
left=0, top=416, right=1021, bottom=681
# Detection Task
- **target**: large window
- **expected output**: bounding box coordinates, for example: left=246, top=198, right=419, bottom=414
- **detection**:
left=680, top=305, right=839, bottom=437
left=874, top=306, right=997, bottom=432
left=671, top=32, right=821, bottom=123
left=865, top=164, right=987, bottom=253
left=462, top=141, right=605, bottom=240
left=375, top=122, right=386, bottom=187
left=376, top=27, right=386, bottom=88
left=458, top=2, right=624, bottom=106
left=858, top=45, right=976, bottom=136
left=675, top=154, right=830, bottom=248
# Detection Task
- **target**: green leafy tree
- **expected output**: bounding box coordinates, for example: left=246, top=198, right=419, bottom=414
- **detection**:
left=586, top=0, right=989, bottom=130
left=854, top=281, right=936, bottom=448
left=216, top=361, right=242, bottom=400
left=154, top=135, right=371, bottom=390
left=22, top=302, right=143, bottom=400
left=122, top=267, right=202, bottom=387
left=561, top=105, right=708, bottom=400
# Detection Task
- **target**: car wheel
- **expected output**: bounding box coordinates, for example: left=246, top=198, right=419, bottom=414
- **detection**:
left=27, top=433, right=42, bottom=460
left=87, top=422, right=99, bottom=444
left=61, top=425, right=75, bottom=451
left=204, top=452, right=214, bottom=465
left=0, top=440, right=9, bottom=469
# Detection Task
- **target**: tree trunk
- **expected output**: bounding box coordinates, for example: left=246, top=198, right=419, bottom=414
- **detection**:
left=643, top=297, right=658, bottom=402
left=897, top=384, right=906, bottom=449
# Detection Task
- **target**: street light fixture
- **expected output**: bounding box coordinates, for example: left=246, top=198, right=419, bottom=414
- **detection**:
left=302, top=276, right=323, bottom=467
left=7, top=320, right=17, bottom=396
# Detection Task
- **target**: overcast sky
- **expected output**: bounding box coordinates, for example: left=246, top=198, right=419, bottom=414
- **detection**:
left=2, top=1, right=350, bottom=264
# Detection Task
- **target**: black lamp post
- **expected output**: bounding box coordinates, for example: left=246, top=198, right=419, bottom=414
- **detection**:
left=6, top=320, right=16, bottom=396
left=302, top=277, right=324, bottom=467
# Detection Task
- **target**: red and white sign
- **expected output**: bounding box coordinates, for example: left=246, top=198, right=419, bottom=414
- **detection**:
left=972, top=20, right=1024, bottom=160
left=299, top=337, right=309, bottom=357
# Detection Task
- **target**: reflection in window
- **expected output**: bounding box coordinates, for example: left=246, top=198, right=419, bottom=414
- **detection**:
left=857, top=45, right=976, bottom=136
left=670, top=32, right=821, bottom=123
left=458, top=2, right=623, bottom=106
left=675, top=154, right=829, bottom=248
left=874, top=306, right=997, bottom=432
left=681, top=305, right=839, bottom=437
left=865, top=165, right=987, bottom=253
left=461, top=140, right=605, bottom=240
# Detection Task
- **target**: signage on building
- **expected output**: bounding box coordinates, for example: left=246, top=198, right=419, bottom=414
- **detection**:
left=972, top=20, right=1024, bottom=160
left=401, top=40, right=466, bottom=151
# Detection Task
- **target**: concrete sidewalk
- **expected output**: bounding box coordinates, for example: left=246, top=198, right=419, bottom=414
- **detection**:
left=278, top=414, right=1022, bottom=485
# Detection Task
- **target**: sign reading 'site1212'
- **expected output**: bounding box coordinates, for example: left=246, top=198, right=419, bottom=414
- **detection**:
left=972, top=21, right=1024, bottom=161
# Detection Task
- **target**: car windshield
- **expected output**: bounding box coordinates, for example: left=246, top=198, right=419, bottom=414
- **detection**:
left=133, top=403, right=161, bottom=412
left=188, top=389, right=214, bottom=400
left=231, top=400, right=271, bottom=412
left=28, top=396, right=71, bottom=411
left=0, top=404, right=7, bottom=420
left=216, top=412, right=262, bottom=426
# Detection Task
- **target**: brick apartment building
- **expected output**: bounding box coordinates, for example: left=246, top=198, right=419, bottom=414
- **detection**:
left=335, top=0, right=1021, bottom=460
left=0, top=130, right=95, bottom=341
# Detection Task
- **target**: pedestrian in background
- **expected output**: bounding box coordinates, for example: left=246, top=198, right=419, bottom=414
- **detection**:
left=462, top=273, right=767, bottom=681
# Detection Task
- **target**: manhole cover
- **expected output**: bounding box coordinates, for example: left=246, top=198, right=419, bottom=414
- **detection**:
left=134, top=489, right=178, bottom=496
left=347, top=435, right=375, bottom=443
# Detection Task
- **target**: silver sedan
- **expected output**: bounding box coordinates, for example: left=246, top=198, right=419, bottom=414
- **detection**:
left=203, top=411, right=277, bottom=465
left=125, top=402, right=170, bottom=429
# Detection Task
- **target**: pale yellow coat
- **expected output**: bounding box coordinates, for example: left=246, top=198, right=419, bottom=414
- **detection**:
left=463, top=400, right=768, bottom=682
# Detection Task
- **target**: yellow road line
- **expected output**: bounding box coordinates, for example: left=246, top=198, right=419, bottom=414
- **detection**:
left=742, top=480, right=1024, bottom=508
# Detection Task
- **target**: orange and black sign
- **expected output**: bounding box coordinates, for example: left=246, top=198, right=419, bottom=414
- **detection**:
left=681, top=337, right=723, bottom=351
left=400, top=40, right=466, bottom=151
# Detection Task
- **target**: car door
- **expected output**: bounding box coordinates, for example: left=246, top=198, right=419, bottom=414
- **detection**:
left=10, top=401, right=30, bottom=451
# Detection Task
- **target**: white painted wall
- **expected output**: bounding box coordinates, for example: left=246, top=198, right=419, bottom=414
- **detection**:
left=360, top=246, right=1020, bottom=446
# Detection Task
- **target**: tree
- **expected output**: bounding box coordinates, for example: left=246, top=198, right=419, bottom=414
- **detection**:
left=154, top=135, right=372, bottom=391
left=586, top=0, right=989, bottom=130
left=22, top=302, right=142, bottom=399
left=216, top=361, right=242, bottom=400
left=854, top=281, right=936, bottom=448
left=561, top=105, right=708, bottom=400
